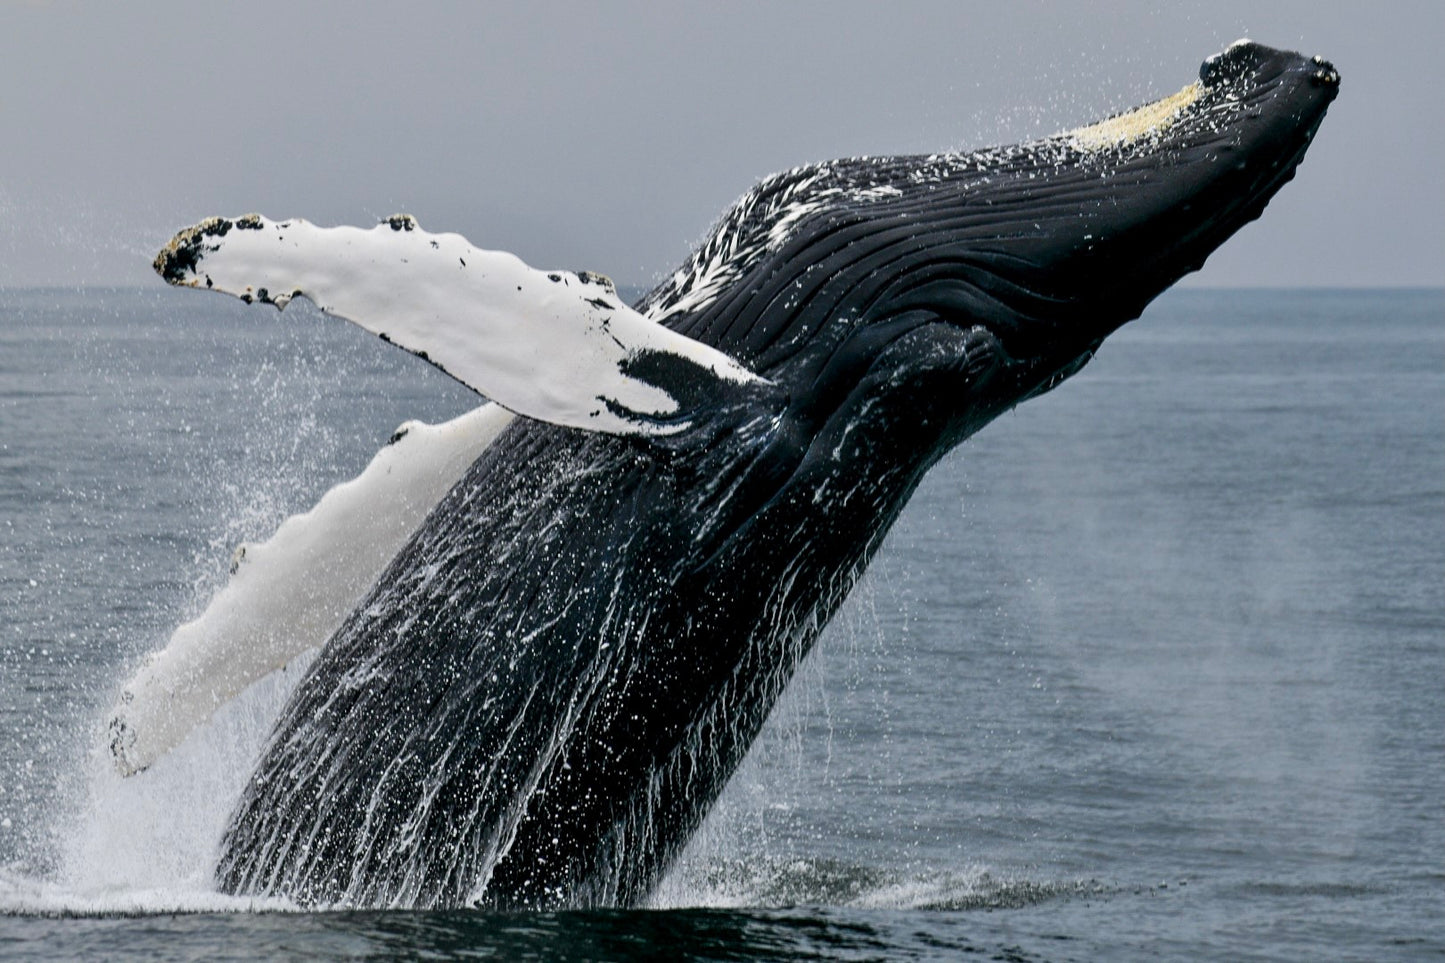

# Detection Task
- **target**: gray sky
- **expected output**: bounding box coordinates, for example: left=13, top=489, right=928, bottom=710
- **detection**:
left=1, top=0, right=1441, bottom=288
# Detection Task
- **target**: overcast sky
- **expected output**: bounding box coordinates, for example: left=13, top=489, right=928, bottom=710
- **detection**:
left=1, top=1, right=1441, bottom=288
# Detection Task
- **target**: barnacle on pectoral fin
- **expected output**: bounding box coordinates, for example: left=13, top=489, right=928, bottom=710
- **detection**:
left=153, top=216, right=236, bottom=285
left=1067, top=81, right=1203, bottom=152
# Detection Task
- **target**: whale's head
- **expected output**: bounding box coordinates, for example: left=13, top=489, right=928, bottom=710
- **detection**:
left=646, top=41, right=1338, bottom=460
left=988, top=39, right=1340, bottom=348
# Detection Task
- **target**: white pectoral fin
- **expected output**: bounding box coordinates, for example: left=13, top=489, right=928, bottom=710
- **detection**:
left=154, top=214, right=767, bottom=435
left=108, top=403, right=514, bottom=776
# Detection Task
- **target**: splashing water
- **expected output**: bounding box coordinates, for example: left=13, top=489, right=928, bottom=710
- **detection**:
left=12, top=660, right=308, bottom=914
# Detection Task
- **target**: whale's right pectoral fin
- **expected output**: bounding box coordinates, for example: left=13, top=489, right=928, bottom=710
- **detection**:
left=108, top=402, right=514, bottom=776
left=154, top=214, right=774, bottom=437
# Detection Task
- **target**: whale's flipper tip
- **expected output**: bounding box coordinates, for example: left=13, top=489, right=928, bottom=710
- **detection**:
left=107, top=688, right=152, bottom=777
left=154, top=216, right=227, bottom=286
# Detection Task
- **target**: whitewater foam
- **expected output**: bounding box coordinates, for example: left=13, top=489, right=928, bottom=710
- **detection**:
left=0, top=651, right=313, bottom=915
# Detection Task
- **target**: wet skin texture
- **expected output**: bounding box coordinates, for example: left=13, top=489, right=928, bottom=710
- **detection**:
left=217, top=43, right=1337, bottom=909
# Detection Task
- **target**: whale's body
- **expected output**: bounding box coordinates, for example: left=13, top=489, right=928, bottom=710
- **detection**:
left=138, top=42, right=1336, bottom=909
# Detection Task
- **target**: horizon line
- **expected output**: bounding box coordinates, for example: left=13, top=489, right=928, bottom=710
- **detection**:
left=1, top=283, right=1442, bottom=295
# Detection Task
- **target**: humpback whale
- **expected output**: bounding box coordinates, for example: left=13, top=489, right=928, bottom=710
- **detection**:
left=124, top=41, right=1336, bottom=909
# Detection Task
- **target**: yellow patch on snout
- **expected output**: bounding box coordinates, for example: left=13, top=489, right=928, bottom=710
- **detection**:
left=1068, top=81, right=1203, bottom=151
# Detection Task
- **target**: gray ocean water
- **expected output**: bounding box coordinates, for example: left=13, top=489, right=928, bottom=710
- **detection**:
left=0, top=287, right=1441, bottom=961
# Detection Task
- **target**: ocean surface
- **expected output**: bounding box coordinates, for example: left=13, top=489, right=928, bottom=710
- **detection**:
left=0, top=287, right=1441, bottom=961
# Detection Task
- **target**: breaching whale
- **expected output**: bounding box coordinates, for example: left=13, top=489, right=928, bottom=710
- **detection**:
left=122, top=41, right=1336, bottom=909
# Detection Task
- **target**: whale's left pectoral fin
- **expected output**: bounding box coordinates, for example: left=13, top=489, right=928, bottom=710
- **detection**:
left=154, top=214, right=769, bottom=436
left=108, top=403, right=514, bottom=776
